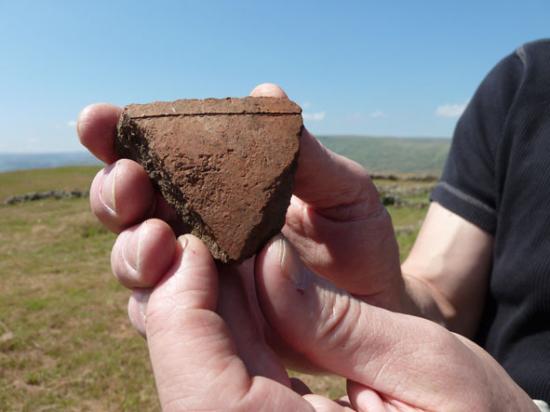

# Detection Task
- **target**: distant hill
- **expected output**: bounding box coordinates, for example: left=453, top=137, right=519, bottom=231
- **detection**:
left=0, top=136, right=451, bottom=175
left=319, top=136, right=451, bottom=175
left=0, top=152, right=100, bottom=173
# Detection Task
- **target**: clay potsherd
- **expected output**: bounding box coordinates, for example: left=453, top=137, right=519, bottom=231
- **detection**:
left=115, top=97, right=302, bottom=263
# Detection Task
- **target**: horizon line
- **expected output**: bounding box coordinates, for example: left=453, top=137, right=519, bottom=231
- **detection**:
left=0, top=134, right=452, bottom=155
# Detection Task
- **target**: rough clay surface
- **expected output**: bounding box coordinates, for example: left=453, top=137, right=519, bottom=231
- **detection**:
left=115, top=97, right=302, bottom=263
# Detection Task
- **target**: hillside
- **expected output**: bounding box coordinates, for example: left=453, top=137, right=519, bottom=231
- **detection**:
left=0, top=152, right=99, bottom=173
left=319, top=136, right=450, bottom=174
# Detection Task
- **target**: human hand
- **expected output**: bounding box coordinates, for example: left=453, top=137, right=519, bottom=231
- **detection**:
left=77, top=93, right=357, bottom=410
left=252, top=235, right=537, bottom=411
left=107, top=226, right=359, bottom=410
left=124, top=232, right=360, bottom=410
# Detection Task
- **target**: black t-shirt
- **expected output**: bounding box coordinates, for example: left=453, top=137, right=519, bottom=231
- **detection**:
left=431, top=39, right=550, bottom=402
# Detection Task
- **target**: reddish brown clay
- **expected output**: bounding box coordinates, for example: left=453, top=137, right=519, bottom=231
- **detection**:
left=115, top=97, right=302, bottom=263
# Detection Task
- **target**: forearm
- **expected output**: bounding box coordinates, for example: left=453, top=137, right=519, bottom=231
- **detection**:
left=399, top=271, right=455, bottom=327
left=383, top=268, right=484, bottom=337
left=391, top=203, right=493, bottom=337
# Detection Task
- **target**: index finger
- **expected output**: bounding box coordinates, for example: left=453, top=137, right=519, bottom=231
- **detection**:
left=77, top=103, right=122, bottom=164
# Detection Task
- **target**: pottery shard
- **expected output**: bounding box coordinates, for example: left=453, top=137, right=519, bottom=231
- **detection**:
left=115, top=97, right=302, bottom=263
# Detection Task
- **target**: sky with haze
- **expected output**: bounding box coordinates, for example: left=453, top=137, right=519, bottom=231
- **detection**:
left=0, top=1, right=549, bottom=153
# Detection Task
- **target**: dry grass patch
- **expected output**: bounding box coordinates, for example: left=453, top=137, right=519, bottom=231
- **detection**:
left=1, top=167, right=425, bottom=410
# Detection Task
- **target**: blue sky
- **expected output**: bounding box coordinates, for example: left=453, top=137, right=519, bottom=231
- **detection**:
left=0, top=1, right=548, bottom=152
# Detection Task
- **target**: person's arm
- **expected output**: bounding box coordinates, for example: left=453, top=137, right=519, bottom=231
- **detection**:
left=400, top=202, right=493, bottom=337
left=396, top=48, right=526, bottom=336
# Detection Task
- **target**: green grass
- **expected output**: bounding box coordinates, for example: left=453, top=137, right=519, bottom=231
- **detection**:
left=0, top=165, right=432, bottom=410
left=0, top=196, right=159, bottom=411
left=0, top=165, right=100, bottom=201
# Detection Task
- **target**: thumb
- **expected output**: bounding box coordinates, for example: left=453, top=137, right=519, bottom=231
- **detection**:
left=255, top=236, right=491, bottom=410
left=143, top=234, right=239, bottom=409
left=293, top=128, right=379, bottom=212
left=250, top=82, right=377, bottom=212
left=141, top=234, right=311, bottom=411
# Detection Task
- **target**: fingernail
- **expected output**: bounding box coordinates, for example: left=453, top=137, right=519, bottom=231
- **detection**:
left=273, top=235, right=307, bottom=293
left=178, top=235, right=189, bottom=250
left=100, top=162, right=118, bottom=213
left=122, top=226, right=142, bottom=281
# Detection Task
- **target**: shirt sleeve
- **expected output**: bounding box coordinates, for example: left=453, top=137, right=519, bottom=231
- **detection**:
left=430, top=49, right=525, bottom=234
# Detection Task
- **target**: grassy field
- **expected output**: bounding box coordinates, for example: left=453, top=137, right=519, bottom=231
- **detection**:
left=0, top=165, right=434, bottom=411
